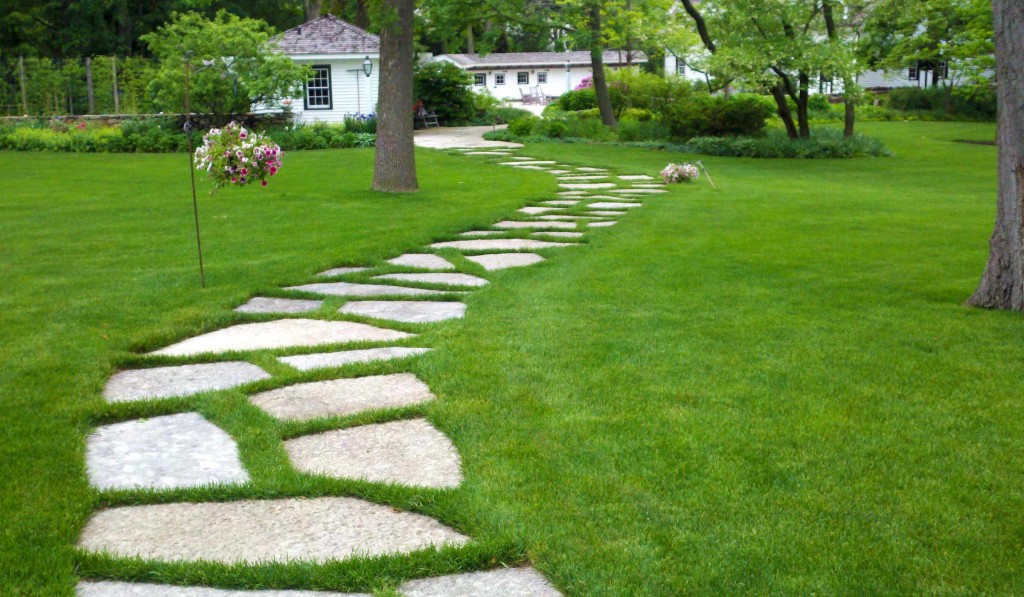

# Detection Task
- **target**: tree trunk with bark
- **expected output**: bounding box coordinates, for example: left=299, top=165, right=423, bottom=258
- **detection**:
left=589, top=4, right=617, bottom=128
left=968, top=0, right=1024, bottom=309
left=371, top=0, right=418, bottom=193
left=770, top=84, right=798, bottom=139
left=844, top=96, right=855, bottom=137
left=797, top=71, right=810, bottom=138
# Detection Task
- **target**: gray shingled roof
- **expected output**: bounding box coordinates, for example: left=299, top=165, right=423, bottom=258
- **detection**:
left=440, top=51, right=647, bottom=70
left=274, top=15, right=379, bottom=55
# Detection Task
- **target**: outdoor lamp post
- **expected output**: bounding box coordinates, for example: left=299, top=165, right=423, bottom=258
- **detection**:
left=349, top=56, right=373, bottom=114
left=362, top=56, right=373, bottom=77
left=565, top=58, right=572, bottom=93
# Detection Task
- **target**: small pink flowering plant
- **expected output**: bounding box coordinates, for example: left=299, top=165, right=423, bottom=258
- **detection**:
left=193, top=121, right=282, bottom=190
left=661, top=162, right=700, bottom=183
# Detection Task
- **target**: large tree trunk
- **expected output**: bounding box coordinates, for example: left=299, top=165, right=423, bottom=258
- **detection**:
left=797, top=71, right=810, bottom=138
left=589, top=4, right=617, bottom=128
left=844, top=96, right=855, bottom=137
left=770, top=84, right=798, bottom=139
left=372, top=0, right=418, bottom=193
left=968, top=0, right=1024, bottom=309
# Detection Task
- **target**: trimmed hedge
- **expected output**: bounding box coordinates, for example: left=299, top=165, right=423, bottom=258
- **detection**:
left=663, top=95, right=773, bottom=140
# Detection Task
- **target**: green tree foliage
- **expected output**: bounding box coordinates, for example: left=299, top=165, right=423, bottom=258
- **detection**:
left=412, top=61, right=475, bottom=123
left=141, top=11, right=309, bottom=117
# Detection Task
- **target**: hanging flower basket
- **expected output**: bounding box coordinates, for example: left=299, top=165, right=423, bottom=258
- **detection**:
left=193, top=121, right=283, bottom=190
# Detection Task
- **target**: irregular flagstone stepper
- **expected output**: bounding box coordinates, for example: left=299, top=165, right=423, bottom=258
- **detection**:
left=149, top=319, right=412, bottom=357
left=234, top=297, right=323, bottom=314
left=498, top=160, right=555, bottom=166
left=546, top=169, right=571, bottom=174
left=78, top=581, right=371, bottom=597
left=558, top=183, right=617, bottom=190
left=398, top=567, right=563, bottom=597
left=103, top=362, right=271, bottom=403
left=556, top=175, right=609, bottom=181
left=493, top=220, right=576, bottom=230
left=465, top=253, right=545, bottom=271
left=589, top=221, right=618, bottom=228
left=531, top=231, right=584, bottom=239
left=86, top=413, right=248, bottom=491
left=374, top=273, right=489, bottom=287
left=285, top=419, right=462, bottom=489
left=632, top=183, right=667, bottom=188
left=430, top=239, right=573, bottom=251
left=463, top=151, right=511, bottom=156
left=458, top=230, right=508, bottom=237
left=509, top=165, right=547, bottom=170
left=540, top=200, right=580, bottom=206
left=556, top=191, right=589, bottom=196
left=518, top=206, right=565, bottom=215
left=317, top=267, right=369, bottom=277
left=588, top=195, right=640, bottom=201
left=250, top=373, right=435, bottom=421
left=286, top=282, right=446, bottom=297
left=278, top=347, right=432, bottom=372
left=575, top=166, right=607, bottom=172
left=340, top=301, right=466, bottom=323
left=386, top=253, right=455, bottom=270
left=77, top=497, right=470, bottom=564
left=609, top=188, right=667, bottom=194
left=619, top=174, right=654, bottom=180
left=588, top=202, right=643, bottom=209
left=537, top=215, right=607, bottom=221
left=587, top=211, right=627, bottom=217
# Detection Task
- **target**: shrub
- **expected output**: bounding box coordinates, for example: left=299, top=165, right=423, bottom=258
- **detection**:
left=492, top=106, right=533, bottom=124
left=663, top=95, right=773, bottom=140
left=413, top=61, right=475, bottom=124
left=616, top=118, right=670, bottom=142
left=508, top=116, right=540, bottom=137
left=607, top=69, right=697, bottom=117
left=684, top=128, right=891, bottom=158
left=538, top=120, right=568, bottom=138
left=558, top=88, right=598, bottom=111
left=886, top=86, right=995, bottom=120
left=483, top=129, right=521, bottom=142
left=343, top=113, right=376, bottom=134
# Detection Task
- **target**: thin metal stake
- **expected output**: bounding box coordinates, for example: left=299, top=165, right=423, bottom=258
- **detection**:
left=184, top=57, right=206, bottom=288
left=696, top=160, right=716, bottom=189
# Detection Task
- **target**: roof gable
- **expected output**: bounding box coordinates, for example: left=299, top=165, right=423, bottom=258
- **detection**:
left=440, top=50, right=648, bottom=70
left=275, top=15, right=379, bottom=55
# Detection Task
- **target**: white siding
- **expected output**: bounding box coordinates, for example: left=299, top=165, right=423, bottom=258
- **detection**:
left=287, top=56, right=380, bottom=124
left=469, top=66, right=638, bottom=101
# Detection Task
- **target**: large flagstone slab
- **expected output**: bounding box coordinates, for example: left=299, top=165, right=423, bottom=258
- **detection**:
left=279, top=347, right=431, bottom=371
left=465, top=253, right=545, bottom=271
left=78, top=497, right=469, bottom=564
left=632, top=183, right=667, bottom=188
left=619, top=174, right=653, bottom=180
left=78, top=581, right=369, bottom=596
left=575, top=167, right=607, bottom=172
left=398, top=568, right=562, bottom=596
left=458, top=230, right=507, bottom=237
left=250, top=373, right=434, bottom=421
left=537, top=215, right=607, bottom=221
left=104, top=362, right=270, bottom=403
left=546, top=169, right=571, bottom=174
left=609, top=188, right=667, bottom=194
left=498, top=160, right=555, bottom=166
left=509, top=165, right=547, bottom=170
left=493, top=220, right=576, bottom=230
left=386, top=254, right=455, bottom=270
left=374, top=273, right=489, bottom=287
left=234, top=297, right=323, bottom=314
left=430, top=239, right=572, bottom=251
left=540, top=200, right=579, bottom=206
left=556, top=191, right=588, bottom=196
left=463, top=151, right=511, bottom=156
left=150, top=319, right=413, bottom=357
left=285, top=419, right=462, bottom=489
left=531, top=232, right=584, bottom=239
left=518, top=206, right=565, bottom=215
left=556, top=175, right=608, bottom=181
left=588, top=195, right=640, bottom=201
left=587, top=211, right=626, bottom=217
left=86, top=413, right=248, bottom=491
left=286, top=282, right=445, bottom=297
left=340, top=301, right=466, bottom=323
left=558, top=183, right=617, bottom=190
left=317, top=267, right=369, bottom=277
left=589, top=221, right=619, bottom=228
left=588, top=201, right=642, bottom=209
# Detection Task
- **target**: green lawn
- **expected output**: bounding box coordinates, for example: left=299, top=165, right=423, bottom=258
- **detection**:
left=4, top=121, right=1023, bottom=595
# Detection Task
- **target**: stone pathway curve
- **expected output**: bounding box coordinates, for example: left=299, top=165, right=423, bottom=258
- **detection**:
left=80, top=126, right=664, bottom=595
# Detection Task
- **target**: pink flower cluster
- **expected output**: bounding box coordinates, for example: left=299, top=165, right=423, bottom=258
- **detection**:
left=661, top=162, right=700, bottom=183
left=193, top=121, right=283, bottom=190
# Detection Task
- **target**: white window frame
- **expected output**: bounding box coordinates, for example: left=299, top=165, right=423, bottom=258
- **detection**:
left=474, top=73, right=486, bottom=86
left=304, top=64, right=332, bottom=110
left=517, top=71, right=529, bottom=85
left=537, top=72, right=547, bottom=84
left=495, top=73, right=506, bottom=85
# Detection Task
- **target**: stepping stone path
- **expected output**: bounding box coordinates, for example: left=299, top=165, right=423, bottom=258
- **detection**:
left=285, top=419, right=462, bottom=488
left=234, top=297, right=323, bottom=314
left=250, top=373, right=435, bottom=421
left=78, top=497, right=469, bottom=564
left=317, top=266, right=369, bottom=277
left=387, top=253, right=456, bottom=270
left=87, top=413, right=248, bottom=491
left=340, top=300, right=466, bottom=323
left=466, top=253, right=545, bottom=271
left=104, top=362, right=270, bottom=403
left=374, top=272, right=489, bottom=287
left=279, top=347, right=431, bottom=371
left=85, top=132, right=668, bottom=593
left=150, top=319, right=412, bottom=357
left=287, top=281, right=446, bottom=297
left=494, top=220, right=577, bottom=230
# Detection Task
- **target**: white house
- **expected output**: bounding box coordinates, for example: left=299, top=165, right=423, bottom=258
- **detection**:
left=432, top=51, right=648, bottom=101
left=273, top=15, right=380, bottom=123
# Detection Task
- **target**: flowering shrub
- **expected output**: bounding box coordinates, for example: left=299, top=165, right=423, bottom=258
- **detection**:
left=574, top=76, right=593, bottom=90
left=193, top=121, right=282, bottom=189
left=661, top=162, right=700, bottom=183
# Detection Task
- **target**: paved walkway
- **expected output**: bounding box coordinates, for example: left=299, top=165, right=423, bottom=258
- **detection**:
left=79, top=127, right=668, bottom=595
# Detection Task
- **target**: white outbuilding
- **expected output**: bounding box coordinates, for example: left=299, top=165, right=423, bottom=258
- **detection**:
left=273, top=15, right=380, bottom=123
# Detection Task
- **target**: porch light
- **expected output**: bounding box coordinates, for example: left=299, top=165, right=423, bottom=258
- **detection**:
left=565, top=59, right=571, bottom=71
left=362, top=56, right=373, bottom=77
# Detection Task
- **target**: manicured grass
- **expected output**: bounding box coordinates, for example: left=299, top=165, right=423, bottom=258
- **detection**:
left=5, top=121, right=1023, bottom=595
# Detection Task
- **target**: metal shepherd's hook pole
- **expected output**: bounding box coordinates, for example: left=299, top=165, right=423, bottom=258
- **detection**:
left=696, top=160, right=716, bottom=189
left=184, top=55, right=206, bottom=288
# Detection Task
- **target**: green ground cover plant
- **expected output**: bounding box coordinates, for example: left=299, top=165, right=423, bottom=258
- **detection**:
left=3, top=121, right=1022, bottom=595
